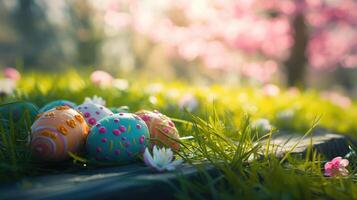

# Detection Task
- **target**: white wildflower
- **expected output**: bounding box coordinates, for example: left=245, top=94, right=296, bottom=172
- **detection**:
left=276, top=109, right=295, bottom=121
left=112, top=79, right=129, bottom=91
left=143, top=146, right=183, bottom=172
left=178, top=93, right=198, bottom=112
left=84, top=95, right=106, bottom=106
left=252, top=118, right=272, bottom=133
left=0, top=79, right=16, bottom=96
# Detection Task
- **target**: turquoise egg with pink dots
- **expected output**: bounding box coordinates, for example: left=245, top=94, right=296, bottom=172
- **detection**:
left=86, top=113, right=150, bottom=164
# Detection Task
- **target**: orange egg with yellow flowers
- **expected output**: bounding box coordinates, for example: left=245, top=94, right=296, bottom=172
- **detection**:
left=30, top=106, right=89, bottom=161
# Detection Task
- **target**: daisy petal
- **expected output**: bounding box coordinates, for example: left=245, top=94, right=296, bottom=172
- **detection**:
left=165, top=159, right=183, bottom=171
left=144, top=148, right=158, bottom=169
left=144, top=146, right=184, bottom=172
left=153, top=146, right=159, bottom=158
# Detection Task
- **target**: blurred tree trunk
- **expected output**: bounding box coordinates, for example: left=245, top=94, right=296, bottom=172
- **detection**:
left=67, top=0, right=101, bottom=67
left=13, top=0, right=40, bottom=66
left=284, top=14, right=308, bottom=87
left=12, top=0, right=62, bottom=68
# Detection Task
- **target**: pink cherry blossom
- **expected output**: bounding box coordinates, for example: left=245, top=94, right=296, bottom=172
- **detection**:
left=102, top=0, right=357, bottom=82
left=324, top=157, right=349, bottom=177
left=3, top=67, right=21, bottom=81
left=241, top=60, right=278, bottom=83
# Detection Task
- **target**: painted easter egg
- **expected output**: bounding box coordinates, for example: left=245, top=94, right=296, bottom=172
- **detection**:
left=86, top=113, right=150, bottom=164
left=135, top=110, right=180, bottom=151
left=39, top=100, right=76, bottom=113
left=76, top=102, right=113, bottom=127
left=0, top=101, right=39, bottom=122
left=30, top=106, right=89, bottom=161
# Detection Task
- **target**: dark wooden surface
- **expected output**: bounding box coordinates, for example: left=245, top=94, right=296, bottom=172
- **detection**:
left=1, top=128, right=355, bottom=200
left=259, top=128, right=356, bottom=159
left=0, top=163, right=218, bottom=200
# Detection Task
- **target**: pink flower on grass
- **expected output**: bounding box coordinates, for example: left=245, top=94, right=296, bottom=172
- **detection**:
left=324, top=157, right=349, bottom=177
left=3, top=67, right=21, bottom=81
left=90, top=70, right=113, bottom=87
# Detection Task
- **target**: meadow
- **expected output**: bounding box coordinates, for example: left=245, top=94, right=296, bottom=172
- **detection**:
left=1, top=71, right=357, bottom=199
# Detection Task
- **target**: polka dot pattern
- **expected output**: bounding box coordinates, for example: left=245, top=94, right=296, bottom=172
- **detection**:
left=86, top=113, right=150, bottom=164
left=76, top=102, right=113, bottom=127
left=112, top=129, right=121, bottom=136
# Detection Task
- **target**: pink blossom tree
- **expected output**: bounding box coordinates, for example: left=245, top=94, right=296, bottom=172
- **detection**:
left=102, top=0, right=357, bottom=86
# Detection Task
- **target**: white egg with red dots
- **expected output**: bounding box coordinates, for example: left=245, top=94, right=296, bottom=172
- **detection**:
left=76, top=102, right=113, bottom=127
left=86, top=113, right=150, bottom=164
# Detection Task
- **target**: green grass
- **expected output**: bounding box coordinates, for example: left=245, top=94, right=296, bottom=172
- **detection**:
left=0, top=71, right=357, bottom=199
left=173, top=112, right=357, bottom=200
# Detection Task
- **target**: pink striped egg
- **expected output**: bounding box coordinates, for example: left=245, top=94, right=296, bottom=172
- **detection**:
left=30, top=106, right=89, bottom=161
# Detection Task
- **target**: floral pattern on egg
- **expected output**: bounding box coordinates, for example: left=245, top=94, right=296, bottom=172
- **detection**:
left=30, top=106, right=89, bottom=161
left=86, top=113, right=150, bottom=164
left=135, top=110, right=180, bottom=151
left=76, top=102, right=113, bottom=127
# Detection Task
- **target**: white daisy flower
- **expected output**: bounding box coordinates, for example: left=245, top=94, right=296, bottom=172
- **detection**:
left=112, top=79, right=129, bottom=91
left=145, top=83, right=163, bottom=94
left=276, top=109, right=295, bottom=121
left=0, top=79, right=16, bottom=96
left=178, top=93, right=198, bottom=112
left=252, top=118, right=272, bottom=133
left=143, top=146, right=183, bottom=172
left=84, top=95, right=106, bottom=106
